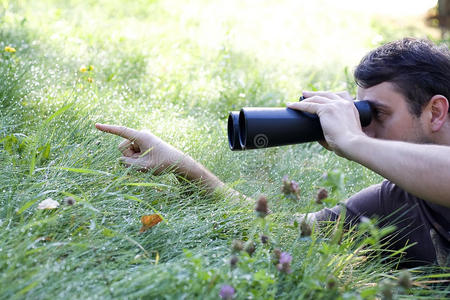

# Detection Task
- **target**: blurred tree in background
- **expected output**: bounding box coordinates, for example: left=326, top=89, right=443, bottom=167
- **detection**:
left=428, top=0, right=450, bottom=36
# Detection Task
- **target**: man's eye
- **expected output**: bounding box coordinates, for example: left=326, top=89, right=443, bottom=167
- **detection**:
left=375, top=110, right=382, bottom=118
left=372, top=108, right=386, bottom=120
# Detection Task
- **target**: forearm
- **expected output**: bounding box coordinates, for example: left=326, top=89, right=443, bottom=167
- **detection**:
left=342, top=135, right=450, bottom=207
left=174, top=154, right=249, bottom=201
left=175, top=154, right=225, bottom=192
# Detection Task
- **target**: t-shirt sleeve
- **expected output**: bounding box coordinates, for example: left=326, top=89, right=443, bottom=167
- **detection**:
left=310, top=182, right=382, bottom=223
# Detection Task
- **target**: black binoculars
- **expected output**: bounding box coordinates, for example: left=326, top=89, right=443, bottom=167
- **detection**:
left=227, top=98, right=372, bottom=150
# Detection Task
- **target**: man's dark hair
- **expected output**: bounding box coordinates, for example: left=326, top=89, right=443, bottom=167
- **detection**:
left=354, top=38, right=450, bottom=116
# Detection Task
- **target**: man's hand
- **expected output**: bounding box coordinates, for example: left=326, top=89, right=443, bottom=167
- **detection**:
left=95, top=123, right=235, bottom=195
left=95, top=123, right=185, bottom=174
left=287, top=91, right=366, bottom=157
left=287, top=92, right=450, bottom=208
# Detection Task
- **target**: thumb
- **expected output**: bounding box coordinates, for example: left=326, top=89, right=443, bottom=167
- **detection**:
left=119, top=156, right=138, bottom=167
left=318, top=140, right=332, bottom=151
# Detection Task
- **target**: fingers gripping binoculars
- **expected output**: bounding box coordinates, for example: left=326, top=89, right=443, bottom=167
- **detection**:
left=227, top=98, right=372, bottom=150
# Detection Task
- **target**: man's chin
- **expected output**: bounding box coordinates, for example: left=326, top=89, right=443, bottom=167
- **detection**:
left=409, top=136, right=434, bottom=144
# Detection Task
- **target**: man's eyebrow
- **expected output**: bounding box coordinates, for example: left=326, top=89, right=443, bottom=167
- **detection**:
left=365, top=100, right=390, bottom=111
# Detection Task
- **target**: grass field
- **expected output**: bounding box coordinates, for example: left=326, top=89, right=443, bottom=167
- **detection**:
left=1, top=0, right=449, bottom=298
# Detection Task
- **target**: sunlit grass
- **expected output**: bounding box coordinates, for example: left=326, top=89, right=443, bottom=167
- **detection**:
left=1, top=0, right=448, bottom=298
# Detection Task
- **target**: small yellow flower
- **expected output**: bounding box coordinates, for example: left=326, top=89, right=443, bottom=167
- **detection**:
left=87, top=77, right=93, bottom=83
left=79, top=66, right=87, bottom=72
left=4, top=46, right=16, bottom=53
left=88, top=65, right=94, bottom=71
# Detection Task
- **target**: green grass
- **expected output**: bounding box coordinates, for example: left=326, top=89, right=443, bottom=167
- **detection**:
left=1, top=0, right=449, bottom=298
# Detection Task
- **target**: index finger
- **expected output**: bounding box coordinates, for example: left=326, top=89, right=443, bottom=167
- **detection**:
left=286, top=101, right=320, bottom=114
left=302, top=91, right=341, bottom=100
left=95, top=123, right=141, bottom=141
left=335, top=91, right=354, bottom=101
left=303, top=91, right=354, bottom=101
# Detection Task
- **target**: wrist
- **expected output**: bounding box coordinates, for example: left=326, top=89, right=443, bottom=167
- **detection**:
left=179, top=154, right=225, bottom=190
left=335, top=134, right=371, bottom=161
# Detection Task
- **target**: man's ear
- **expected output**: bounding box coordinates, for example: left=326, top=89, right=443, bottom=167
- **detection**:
left=427, top=95, right=449, bottom=132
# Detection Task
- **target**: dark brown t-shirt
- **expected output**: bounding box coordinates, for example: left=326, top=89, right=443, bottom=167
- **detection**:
left=312, top=180, right=450, bottom=266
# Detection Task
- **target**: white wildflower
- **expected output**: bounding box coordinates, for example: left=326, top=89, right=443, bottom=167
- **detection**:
left=37, top=198, right=60, bottom=210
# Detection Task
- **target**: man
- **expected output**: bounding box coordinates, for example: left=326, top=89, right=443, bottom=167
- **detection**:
left=96, top=38, right=450, bottom=267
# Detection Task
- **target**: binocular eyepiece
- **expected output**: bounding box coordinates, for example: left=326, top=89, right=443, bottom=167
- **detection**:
left=228, top=99, right=372, bottom=150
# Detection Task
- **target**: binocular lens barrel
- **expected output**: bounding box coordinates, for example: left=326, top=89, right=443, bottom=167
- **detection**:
left=227, top=111, right=242, bottom=150
left=228, top=100, right=372, bottom=150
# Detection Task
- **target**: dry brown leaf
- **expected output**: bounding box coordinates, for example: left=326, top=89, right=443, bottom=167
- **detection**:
left=139, top=214, right=163, bottom=232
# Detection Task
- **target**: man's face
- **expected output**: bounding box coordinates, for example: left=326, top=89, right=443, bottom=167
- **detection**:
left=357, top=82, right=432, bottom=143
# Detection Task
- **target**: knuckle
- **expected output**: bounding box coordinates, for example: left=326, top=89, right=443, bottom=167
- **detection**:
left=117, top=126, right=127, bottom=135
left=322, top=106, right=333, bottom=114
left=306, top=95, right=320, bottom=102
left=342, top=101, right=354, bottom=109
left=141, top=129, right=154, bottom=138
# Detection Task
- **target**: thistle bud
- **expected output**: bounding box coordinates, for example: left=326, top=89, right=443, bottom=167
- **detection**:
left=232, top=240, right=244, bottom=252
left=281, top=175, right=300, bottom=200
left=64, top=196, right=75, bottom=206
left=327, top=275, right=337, bottom=289
left=230, top=255, right=238, bottom=268
left=397, top=270, right=412, bottom=289
left=245, top=241, right=255, bottom=256
left=255, top=196, right=269, bottom=218
left=272, top=248, right=281, bottom=265
left=379, top=279, right=393, bottom=300
left=316, top=188, right=328, bottom=204
left=300, top=218, right=312, bottom=237
left=281, top=175, right=290, bottom=194
left=260, top=234, right=269, bottom=244
left=273, top=248, right=281, bottom=259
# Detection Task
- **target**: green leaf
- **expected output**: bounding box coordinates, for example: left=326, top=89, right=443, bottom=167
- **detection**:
left=44, top=102, right=74, bottom=124
left=102, top=228, right=116, bottom=237
left=183, top=249, right=193, bottom=258
left=29, top=148, right=36, bottom=175
left=22, top=215, right=59, bottom=230
left=17, top=198, right=39, bottom=214
left=123, top=182, right=172, bottom=188
left=1, top=134, right=18, bottom=154
left=254, top=269, right=274, bottom=288
left=38, top=143, right=51, bottom=160
left=18, top=280, right=39, bottom=295
left=57, top=167, right=112, bottom=176
left=360, top=287, right=377, bottom=298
